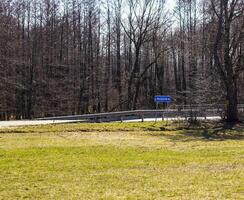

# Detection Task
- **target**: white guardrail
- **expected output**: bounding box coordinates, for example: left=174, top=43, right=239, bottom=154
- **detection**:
left=37, top=104, right=244, bottom=122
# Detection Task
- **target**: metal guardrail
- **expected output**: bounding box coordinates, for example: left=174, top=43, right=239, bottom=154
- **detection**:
left=37, top=104, right=244, bottom=122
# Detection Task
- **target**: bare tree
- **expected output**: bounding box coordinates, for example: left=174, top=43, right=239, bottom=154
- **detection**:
left=0, top=0, right=243, bottom=119
left=211, top=0, right=244, bottom=122
left=122, top=0, right=167, bottom=109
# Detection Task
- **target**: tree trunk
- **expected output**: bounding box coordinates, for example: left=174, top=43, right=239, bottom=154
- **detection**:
left=226, top=79, right=238, bottom=122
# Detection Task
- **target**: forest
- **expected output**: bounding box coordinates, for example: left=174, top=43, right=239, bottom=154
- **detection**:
left=0, top=0, right=243, bottom=121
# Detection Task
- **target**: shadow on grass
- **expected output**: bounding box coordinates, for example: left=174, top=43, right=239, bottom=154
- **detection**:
left=207, top=122, right=244, bottom=140
left=148, top=122, right=244, bottom=142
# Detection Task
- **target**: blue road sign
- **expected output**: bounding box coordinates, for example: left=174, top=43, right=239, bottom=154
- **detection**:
left=154, top=95, right=172, bottom=103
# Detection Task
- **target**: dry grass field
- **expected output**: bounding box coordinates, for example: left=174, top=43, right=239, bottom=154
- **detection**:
left=0, top=121, right=243, bottom=199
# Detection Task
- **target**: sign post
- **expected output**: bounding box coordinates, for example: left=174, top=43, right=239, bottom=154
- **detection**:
left=154, top=95, right=172, bottom=122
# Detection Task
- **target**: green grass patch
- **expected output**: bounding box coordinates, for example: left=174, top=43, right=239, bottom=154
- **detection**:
left=0, top=121, right=243, bottom=199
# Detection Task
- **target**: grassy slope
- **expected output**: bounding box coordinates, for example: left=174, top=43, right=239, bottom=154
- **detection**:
left=0, top=122, right=243, bottom=200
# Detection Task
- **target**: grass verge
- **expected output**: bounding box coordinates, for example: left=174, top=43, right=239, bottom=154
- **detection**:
left=0, top=121, right=243, bottom=199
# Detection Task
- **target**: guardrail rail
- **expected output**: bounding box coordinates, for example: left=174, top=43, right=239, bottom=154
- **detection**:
left=37, top=104, right=244, bottom=122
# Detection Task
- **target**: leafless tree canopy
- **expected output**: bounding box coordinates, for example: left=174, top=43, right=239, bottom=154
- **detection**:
left=0, top=0, right=243, bottom=122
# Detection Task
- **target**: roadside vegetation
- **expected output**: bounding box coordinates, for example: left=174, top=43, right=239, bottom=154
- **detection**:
left=0, top=121, right=243, bottom=199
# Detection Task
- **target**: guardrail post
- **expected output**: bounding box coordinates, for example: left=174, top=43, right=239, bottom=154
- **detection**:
left=204, top=109, right=207, bottom=120
left=141, top=114, right=144, bottom=122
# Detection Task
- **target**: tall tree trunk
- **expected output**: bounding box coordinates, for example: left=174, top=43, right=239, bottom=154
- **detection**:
left=226, top=79, right=238, bottom=122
